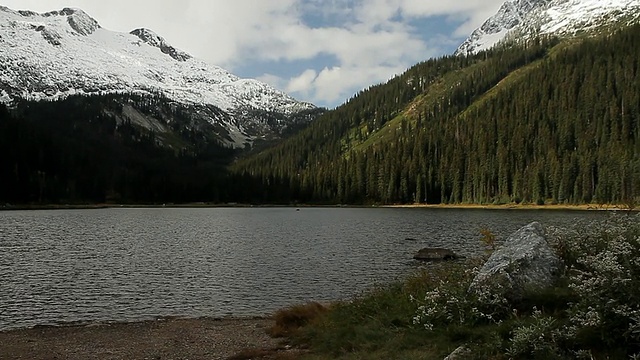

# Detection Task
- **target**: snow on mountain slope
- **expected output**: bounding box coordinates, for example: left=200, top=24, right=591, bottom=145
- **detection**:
left=456, top=0, right=640, bottom=55
left=456, top=0, right=550, bottom=55
left=0, top=6, right=315, bottom=147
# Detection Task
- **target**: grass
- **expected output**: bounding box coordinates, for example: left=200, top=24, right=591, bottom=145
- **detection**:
left=271, top=263, right=485, bottom=359
left=273, top=276, right=537, bottom=359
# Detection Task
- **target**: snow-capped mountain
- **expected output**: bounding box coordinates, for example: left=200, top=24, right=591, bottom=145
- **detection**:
left=456, top=0, right=640, bottom=55
left=0, top=6, right=316, bottom=147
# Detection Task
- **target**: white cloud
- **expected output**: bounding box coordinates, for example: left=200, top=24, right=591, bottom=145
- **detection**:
left=276, top=63, right=407, bottom=107
left=286, top=69, right=318, bottom=94
left=0, top=0, right=506, bottom=107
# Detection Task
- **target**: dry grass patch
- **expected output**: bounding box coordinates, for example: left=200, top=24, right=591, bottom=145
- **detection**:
left=269, top=302, right=329, bottom=338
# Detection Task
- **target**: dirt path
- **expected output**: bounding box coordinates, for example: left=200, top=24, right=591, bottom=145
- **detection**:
left=0, top=317, right=291, bottom=360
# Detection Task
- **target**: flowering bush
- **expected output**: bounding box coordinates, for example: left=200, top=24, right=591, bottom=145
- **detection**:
left=411, top=260, right=510, bottom=331
left=549, top=213, right=640, bottom=354
left=410, top=263, right=474, bottom=331
left=409, top=214, right=640, bottom=358
left=507, top=307, right=561, bottom=358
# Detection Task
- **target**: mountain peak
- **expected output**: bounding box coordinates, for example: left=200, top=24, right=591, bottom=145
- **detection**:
left=1, top=6, right=102, bottom=36
left=130, top=28, right=192, bottom=62
left=57, top=8, right=101, bottom=36
left=455, top=0, right=551, bottom=55
left=0, top=4, right=315, bottom=148
left=456, top=0, right=640, bottom=56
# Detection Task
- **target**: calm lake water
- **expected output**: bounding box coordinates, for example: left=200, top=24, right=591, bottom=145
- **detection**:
left=0, top=207, right=608, bottom=331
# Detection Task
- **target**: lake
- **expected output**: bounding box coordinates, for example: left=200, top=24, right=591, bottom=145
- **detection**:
left=0, top=207, right=608, bottom=331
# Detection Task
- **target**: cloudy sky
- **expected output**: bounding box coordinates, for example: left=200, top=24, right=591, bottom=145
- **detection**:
left=1, top=0, right=505, bottom=108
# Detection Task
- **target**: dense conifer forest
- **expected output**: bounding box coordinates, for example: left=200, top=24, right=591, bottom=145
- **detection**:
left=1, top=25, right=639, bottom=206
left=0, top=94, right=235, bottom=204
left=232, top=24, right=640, bottom=206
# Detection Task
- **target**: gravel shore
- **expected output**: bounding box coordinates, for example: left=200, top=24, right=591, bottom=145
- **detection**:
left=0, top=317, right=291, bottom=360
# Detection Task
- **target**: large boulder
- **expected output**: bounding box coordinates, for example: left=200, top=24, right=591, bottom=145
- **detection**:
left=469, top=222, right=562, bottom=300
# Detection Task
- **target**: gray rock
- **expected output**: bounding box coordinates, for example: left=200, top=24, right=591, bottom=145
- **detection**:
left=414, top=248, right=459, bottom=261
left=469, top=222, right=562, bottom=300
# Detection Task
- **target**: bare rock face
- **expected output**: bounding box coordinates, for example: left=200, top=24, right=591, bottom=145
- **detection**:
left=130, top=28, right=192, bottom=62
left=65, top=8, right=100, bottom=36
left=37, top=27, right=62, bottom=46
left=40, top=8, right=101, bottom=36
left=469, top=222, right=562, bottom=300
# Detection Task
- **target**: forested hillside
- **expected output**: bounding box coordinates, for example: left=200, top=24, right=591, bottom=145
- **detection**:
left=0, top=94, right=236, bottom=204
left=232, top=25, right=640, bottom=205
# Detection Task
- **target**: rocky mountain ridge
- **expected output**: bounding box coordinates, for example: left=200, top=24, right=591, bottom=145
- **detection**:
left=0, top=5, right=316, bottom=148
left=456, top=0, right=640, bottom=55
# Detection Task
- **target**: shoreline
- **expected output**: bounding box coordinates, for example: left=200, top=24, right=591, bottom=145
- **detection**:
left=0, top=316, right=292, bottom=360
left=0, top=315, right=270, bottom=333
left=383, top=203, right=635, bottom=211
left=1, top=202, right=634, bottom=212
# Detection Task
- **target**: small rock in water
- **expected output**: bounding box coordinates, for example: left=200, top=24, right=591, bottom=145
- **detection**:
left=413, top=248, right=459, bottom=261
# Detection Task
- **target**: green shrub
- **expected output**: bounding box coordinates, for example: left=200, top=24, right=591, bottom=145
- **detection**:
left=506, top=308, right=563, bottom=359
left=549, top=214, right=640, bottom=356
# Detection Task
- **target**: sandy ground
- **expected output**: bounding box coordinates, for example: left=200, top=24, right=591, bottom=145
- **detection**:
left=384, top=203, right=633, bottom=211
left=0, top=317, right=295, bottom=360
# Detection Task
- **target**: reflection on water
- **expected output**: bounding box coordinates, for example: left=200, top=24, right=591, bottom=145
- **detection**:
left=0, top=207, right=607, bottom=330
